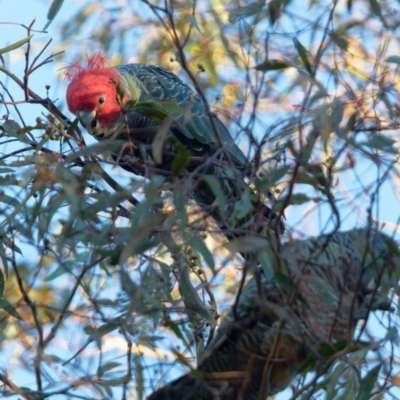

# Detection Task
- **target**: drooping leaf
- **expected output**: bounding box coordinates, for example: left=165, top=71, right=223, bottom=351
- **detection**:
left=188, top=236, right=215, bottom=274
left=178, top=268, right=215, bottom=327
left=172, top=149, right=192, bottom=176
left=204, top=175, right=226, bottom=213
left=294, top=38, right=313, bottom=75
left=368, top=0, right=383, bottom=18
left=46, top=0, right=64, bottom=24
left=164, top=319, right=190, bottom=347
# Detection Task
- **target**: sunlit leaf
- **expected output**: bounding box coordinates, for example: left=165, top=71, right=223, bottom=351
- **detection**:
left=0, top=35, right=33, bottom=55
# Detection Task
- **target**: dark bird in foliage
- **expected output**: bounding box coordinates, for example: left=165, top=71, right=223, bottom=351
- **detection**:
left=65, top=53, right=282, bottom=236
left=148, top=228, right=397, bottom=400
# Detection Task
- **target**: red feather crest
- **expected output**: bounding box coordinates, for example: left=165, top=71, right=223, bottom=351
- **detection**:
left=65, top=52, right=108, bottom=80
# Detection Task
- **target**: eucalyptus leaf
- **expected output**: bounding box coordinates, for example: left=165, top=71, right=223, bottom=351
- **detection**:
left=229, top=1, right=265, bottom=23
left=0, top=35, right=33, bottom=55
left=0, top=297, right=22, bottom=320
left=179, top=268, right=216, bottom=327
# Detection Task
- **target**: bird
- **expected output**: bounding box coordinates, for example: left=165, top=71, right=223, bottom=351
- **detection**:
left=147, top=228, right=397, bottom=400
left=65, top=53, right=282, bottom=237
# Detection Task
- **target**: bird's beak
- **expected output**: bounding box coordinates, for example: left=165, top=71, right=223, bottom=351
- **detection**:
left=76, top=110, right=97, bottom=131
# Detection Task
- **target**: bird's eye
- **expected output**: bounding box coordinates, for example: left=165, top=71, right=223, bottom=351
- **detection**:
left=98, top=97, right=105, bottom=104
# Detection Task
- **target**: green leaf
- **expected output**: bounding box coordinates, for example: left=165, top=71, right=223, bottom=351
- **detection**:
left=189, top=15, right=202, bottom=34
left=257, top=250, right=274, bottom=280
left=255, top=165, right=290, bottom=193
left=275, top=193, right=312, bottom=211
left=66, top=118, right=79, bottom=136
left=45, top=265, right=68, bottom=281
left=0, top=242, right=8, bottom=277
left=0, top=193, right=20, bottom=207
left=0, top=168, right=15, bottom=174
left=386, top=55, right=400, bottom=65
left=274, top=272, right=294, bottom=293
left=229, top=1, right=265, bottom=23
left=152, top=116, right=174, bottom=164
left=0, top=297, right=22, bottom=320
left=0, top=269, right=4, bottom=297
left=164, top=320, right=190, bottom=347
left=254, top=60, right=290, bottom=71
left=44, top=0, right=65, bottom=30
left=309, top=90, right=328, bottom=106
left=172, top=149, right=192, bottom=176
left=0, top=235, right=23, bottom=255
left=356, top=363, right=382, bottom=400
left=84, top=325, right=102, bottom=348
left=179, top=268, right=216, bottom=327
left=1, top=120, right=34, bottom=144
left=98, top=323, right=120, bottom=336
left=189, top=236, right=215, bottom=274
left=294, top=38, right=313, bottom=75
left=204, top=175, right=226, bottom=213
left=368, top=0, right=382, bottom=18
left=120, top=71, right=141, bottom=104
left=364, top=134, right=396, bottom=153
left=97, top=362, right=121, bottom=377
left=225, top=236, right=270, bottom=254
left=330, top=32, right=348, bottom=51
left=0, top=35, right=33, bottom=55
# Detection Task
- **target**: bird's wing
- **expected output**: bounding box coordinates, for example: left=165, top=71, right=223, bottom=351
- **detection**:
left=116, top=63, right=248, bottom=167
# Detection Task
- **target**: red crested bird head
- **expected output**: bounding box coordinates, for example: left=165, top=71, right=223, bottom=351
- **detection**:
left=65, top=53, right=127, bottom=137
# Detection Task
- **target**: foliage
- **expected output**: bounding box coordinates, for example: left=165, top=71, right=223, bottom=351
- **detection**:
left=0, top=0, right=399, bottom=399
